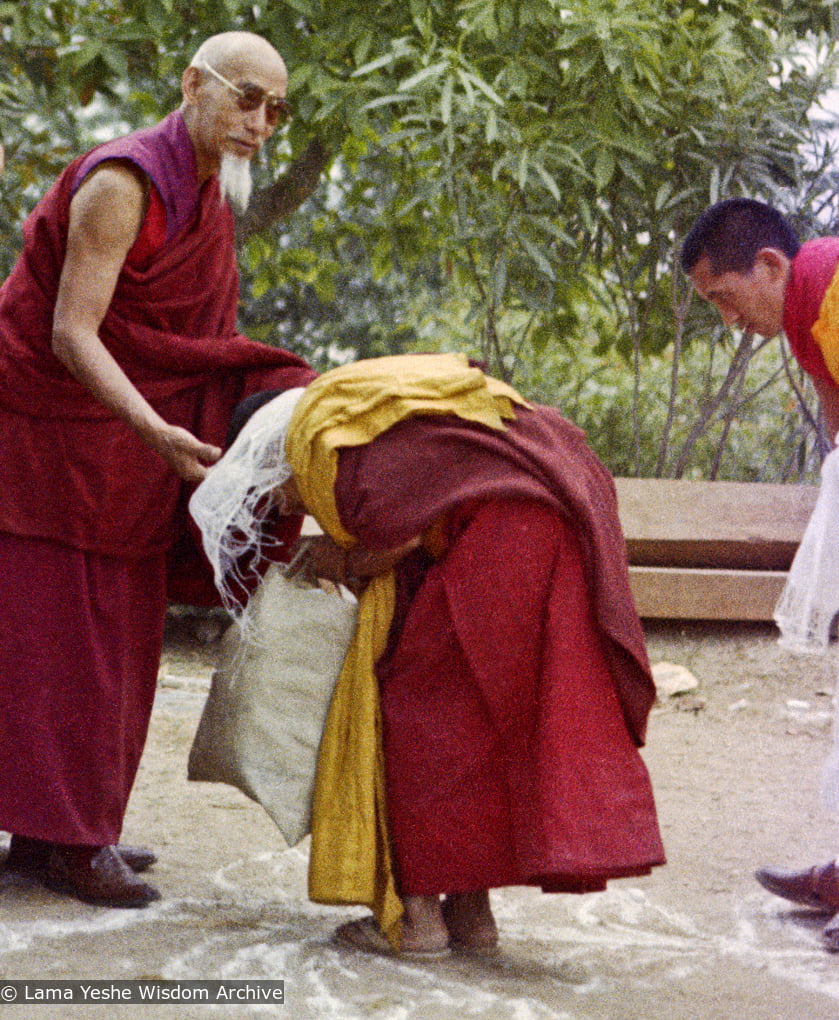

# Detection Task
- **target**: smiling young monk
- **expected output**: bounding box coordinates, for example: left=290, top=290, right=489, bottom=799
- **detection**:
left=681, top=197, right=839, bottom=951
left=681, top=197, right=839, bottom=439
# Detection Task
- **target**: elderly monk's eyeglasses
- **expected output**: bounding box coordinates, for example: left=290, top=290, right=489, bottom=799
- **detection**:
left=201, top=61, right=292, bottom=127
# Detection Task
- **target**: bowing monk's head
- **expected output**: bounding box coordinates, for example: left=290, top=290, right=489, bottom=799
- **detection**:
left=181, top=32, right=290, bottom=206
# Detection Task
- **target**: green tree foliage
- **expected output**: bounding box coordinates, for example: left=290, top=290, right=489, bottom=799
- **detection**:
left=2, top=0, right=838, bottom=478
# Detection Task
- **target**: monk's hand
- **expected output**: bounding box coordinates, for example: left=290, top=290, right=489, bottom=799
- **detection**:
left=155, top=425, right=222, bottom=482
left=346, top=537, right=422, bottom=581
left=286, top=535, right=347, bottom=586
left=287, top=535, right=422, bottom=590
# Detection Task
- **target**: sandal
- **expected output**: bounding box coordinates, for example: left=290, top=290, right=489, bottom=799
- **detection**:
left=448, top=935, right=501, bottom=956
left=333, top=916, right=450, bottom=959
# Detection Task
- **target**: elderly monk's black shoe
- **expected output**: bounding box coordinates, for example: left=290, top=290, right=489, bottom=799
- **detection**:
left=823, top=912, right=839, bottom=952
left=5, top=835, right=156, bottom=876
left=755, top=860, right=839, bottom=914
left=44, top=845, right=160, bottom=908
left=113, top=844, right=156, bottom=873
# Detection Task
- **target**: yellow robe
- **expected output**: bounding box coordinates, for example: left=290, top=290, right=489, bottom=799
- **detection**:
left=812, top=267, right=839, bottom=384
left=285, top=353, right=527, bottom=948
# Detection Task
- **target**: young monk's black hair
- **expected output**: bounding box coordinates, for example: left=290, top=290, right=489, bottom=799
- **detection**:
left=680, top=198, right=801, bottom=276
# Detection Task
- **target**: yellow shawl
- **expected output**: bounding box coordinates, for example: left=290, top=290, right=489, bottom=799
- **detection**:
left=285, top=353, right=527, bottom=948
left=812, top=267, right=839, bottom=384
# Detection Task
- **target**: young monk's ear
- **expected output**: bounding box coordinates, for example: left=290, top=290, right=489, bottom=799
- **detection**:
left=755, top=247, right=790, bottom=280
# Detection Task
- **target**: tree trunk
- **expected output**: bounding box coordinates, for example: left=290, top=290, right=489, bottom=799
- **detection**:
left=235, top=138, right=331, bottom=244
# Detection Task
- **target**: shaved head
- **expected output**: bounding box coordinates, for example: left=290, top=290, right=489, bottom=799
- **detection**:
left=189, top=31, right=286, bottom=80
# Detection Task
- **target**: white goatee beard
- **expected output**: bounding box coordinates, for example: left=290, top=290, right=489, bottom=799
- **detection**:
left=218, top=152, right=253, bottom=213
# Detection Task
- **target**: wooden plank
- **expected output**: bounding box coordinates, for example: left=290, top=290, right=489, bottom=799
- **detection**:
left=628, top=565, right=787, bottom=621
left=306, top=484, right=808, bottom=620
left=614, top=478, right=817, bottom=570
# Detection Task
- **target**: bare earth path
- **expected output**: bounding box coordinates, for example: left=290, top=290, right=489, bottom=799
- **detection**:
left=3, top=616, right=839, bottom=1019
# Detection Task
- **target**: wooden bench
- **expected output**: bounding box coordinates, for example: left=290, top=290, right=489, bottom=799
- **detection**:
left=305, top=477, right=819, bottom=622
left=614, top=478, right=819, bottom=621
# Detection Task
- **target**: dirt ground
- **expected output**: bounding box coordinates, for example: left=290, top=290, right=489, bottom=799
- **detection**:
left=4, top=613, right=839, bottom=1019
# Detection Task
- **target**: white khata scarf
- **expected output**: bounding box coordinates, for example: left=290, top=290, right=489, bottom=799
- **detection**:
left=188, top=387, right=305, bottom=622
left=774, top=445, right=839, bottom=810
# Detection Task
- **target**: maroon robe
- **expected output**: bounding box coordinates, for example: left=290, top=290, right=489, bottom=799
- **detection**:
left=335, top=410, right=665, bottom=894
left=782, top=236, right=839, bottom=383
left=0, top=114, right=315, bottom=845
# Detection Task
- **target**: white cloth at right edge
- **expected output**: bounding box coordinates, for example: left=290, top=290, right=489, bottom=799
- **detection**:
left=774, top=445, right=839, bottom=809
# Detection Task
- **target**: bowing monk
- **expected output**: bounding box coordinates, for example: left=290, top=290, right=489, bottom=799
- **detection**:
left=0, top=31, right=316, bottom=907
left=190, top=353, right=665, bottom=957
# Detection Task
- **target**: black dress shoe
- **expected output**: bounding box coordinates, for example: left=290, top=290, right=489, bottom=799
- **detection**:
left=823, top=912, right=839, bottom=952
left=110, top=844, right=156, bottom=873
left=3, top=836, right=49, bottom=876
left=44, top=845, right=160, bottom=908
left=5, top=836, right=156, bottom=875
left=754, top=861, right=839, bottom=913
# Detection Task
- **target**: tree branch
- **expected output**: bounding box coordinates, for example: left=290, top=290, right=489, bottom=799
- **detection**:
left=670, top=330, right=755, bottom=478
left=234, top=137, right=331, bottom=245
left=708, top=353, right=749, bottom=480
left=656, top=254, right=692, bottom=478
left=779, top=334, right=826, bottom=451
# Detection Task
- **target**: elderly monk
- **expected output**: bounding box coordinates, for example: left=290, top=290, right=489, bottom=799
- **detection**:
left=0, top=31, right=316, bottom=907
left=190, top=353, right=665, bottom=957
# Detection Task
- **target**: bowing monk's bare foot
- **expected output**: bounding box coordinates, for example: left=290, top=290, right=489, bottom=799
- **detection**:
left=441, top=890, right=499, bottom=953
left=333, top=896, right=450, bottom=959
left=401, top=895, right=451, bottom=955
